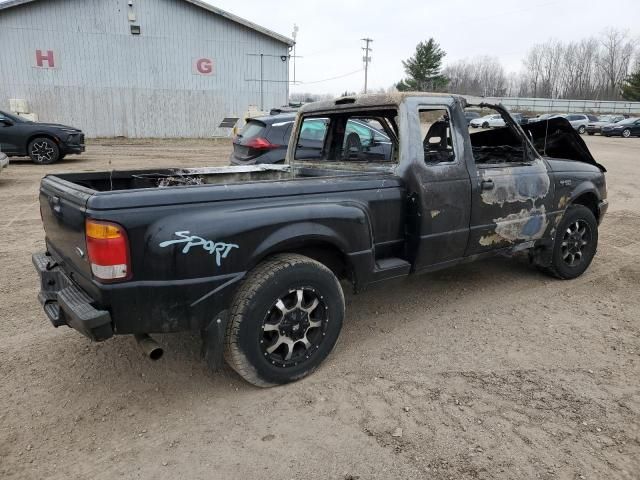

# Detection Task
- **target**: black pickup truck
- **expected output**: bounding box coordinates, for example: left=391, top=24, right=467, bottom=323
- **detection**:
left=33, top=93, right=607, bottom=387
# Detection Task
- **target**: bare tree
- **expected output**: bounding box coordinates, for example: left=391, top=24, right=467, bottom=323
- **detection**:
left=443, top=56, right=506, bottom=97
left=522, top=44, right=544, bottom=97
left=597, top=28, right=634, bottom=99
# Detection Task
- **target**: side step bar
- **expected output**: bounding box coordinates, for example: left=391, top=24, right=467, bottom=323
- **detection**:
left=371, top=257, right=411, bottom=283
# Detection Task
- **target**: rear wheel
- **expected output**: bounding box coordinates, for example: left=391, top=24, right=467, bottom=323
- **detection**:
left=28, top=137, right=60, bottom=164
left=224, top=254, right=344, bottom=387
left=622, top=128, right=631, bottom=138
left=578, top=125, right=586, bottom=134
left=540, top=205, right=598, bottom=280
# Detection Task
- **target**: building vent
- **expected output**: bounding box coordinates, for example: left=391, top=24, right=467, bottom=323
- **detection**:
left=130, top=25, right=141, bottom=35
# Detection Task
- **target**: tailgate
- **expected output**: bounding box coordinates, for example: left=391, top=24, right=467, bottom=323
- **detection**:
left=39, top=175, right=94, bottom=280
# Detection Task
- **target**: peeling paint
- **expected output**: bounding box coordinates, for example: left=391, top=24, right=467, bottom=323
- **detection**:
left=493, top=206, right=549, bottom=243
left=558, top=195, right=569, bottom=209
left=479, top=232, right=504, bottom=246
left=480, top=162, right=550, bottom=207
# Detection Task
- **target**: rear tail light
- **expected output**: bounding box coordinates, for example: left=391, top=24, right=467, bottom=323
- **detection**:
left=245, top=137, right=279, bottom=150
left=85, top=220, right=131, bottom=281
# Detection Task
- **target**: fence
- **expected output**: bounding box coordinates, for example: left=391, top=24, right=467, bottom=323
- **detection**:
left=464, top=95, right=640, bottom=115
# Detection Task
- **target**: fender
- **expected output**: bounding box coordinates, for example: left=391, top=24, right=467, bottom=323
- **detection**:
left=567, top=180, right=601, bottom=204
left=249, top=201, right=375, bottom=283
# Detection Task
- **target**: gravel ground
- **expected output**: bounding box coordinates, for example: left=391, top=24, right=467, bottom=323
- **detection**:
left=0, top=136, right=639, bottom=480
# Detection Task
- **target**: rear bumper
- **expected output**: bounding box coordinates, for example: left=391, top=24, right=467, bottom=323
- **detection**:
left=33, top=251, right=113, bottom=341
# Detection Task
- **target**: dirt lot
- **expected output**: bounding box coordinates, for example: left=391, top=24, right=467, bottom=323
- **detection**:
left=1, top=136, right=639, bottom=480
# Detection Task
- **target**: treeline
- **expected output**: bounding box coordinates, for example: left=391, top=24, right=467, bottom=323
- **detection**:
left=400, top=28, right=639, bottom=101
left=518, top=28, right=637, bottom=100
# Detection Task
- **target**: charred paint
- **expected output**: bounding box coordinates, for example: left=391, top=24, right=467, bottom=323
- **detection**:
left=480, top=163, right=550, bottom=207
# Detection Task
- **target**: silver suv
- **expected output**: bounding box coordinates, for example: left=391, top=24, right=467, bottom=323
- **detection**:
left=564, top=114, right=600, bottom=134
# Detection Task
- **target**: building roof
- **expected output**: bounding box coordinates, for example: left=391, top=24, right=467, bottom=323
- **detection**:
left=0, top=0, right=294, bottom=46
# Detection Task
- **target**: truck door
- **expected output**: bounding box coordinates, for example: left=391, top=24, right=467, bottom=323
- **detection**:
left=404, top=102, right=472, bottom=270
left=465, top=109, right=554, bottom=255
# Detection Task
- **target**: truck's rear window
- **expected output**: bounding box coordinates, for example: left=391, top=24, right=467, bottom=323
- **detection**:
left=294, top=109, right=398, bottom=164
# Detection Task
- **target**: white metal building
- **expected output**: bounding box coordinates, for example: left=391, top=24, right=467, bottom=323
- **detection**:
left=0, top=0, right=292, bottom=137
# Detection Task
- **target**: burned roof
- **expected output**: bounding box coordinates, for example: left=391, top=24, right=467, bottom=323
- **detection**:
left=299, top=92, right=469, bottom=115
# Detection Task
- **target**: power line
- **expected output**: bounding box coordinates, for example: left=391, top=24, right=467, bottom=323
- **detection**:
left=298, top=68, right=364, bottom=85
left=362, top=38, right=373, bottom=93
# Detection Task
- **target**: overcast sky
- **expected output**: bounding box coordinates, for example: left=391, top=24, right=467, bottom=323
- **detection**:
left=207, top=0, right=640, bottom=94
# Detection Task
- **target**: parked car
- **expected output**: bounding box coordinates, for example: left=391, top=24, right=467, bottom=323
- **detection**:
left=464, top=111, right=481, bottom=125
left=561, top=114, right=599, bottom=134
left=528, top=113, right=561, bottom=123
left=0, top=110, right=85, bottom=164
left=471, top=112, right=527, bottom=128
left=230, top=113, right=392, bottom=165
left=0, top=146, right=8, bottom=174
left=33, top=93, right=607, bottom=387
left=586, top=115, right=625, bottom=135
left=602, top=117, right=640, bottom=138
left=469, top=114, right=502, bottom=128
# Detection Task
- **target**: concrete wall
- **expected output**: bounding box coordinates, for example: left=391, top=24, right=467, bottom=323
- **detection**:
left=0, top=0, right=290, bottom=137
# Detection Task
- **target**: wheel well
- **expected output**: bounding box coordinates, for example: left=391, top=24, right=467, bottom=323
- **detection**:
left=572, top=192, right=599, bottom=221
left=261, top=242, right=353, bottom=283
left=26, top=134, right=59, bottom=151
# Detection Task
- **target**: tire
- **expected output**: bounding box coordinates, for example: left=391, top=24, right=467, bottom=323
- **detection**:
left=482, top=122, right=489, bottom=128
left=622, top=129, right=631, bottom=138
left=28, top=137, right=60, bottom=164
left=541, top=205, right=598, bottom=280
left=587, top=132, right=595, bottom=136
left=578, top=125, right=586, bottom=134
left=224, top=254, right=345, bottom=387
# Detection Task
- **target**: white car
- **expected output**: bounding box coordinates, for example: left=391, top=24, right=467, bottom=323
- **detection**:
left=469, top=114, right=503, bottom=128
left=0, top=147, right=8, bottom=174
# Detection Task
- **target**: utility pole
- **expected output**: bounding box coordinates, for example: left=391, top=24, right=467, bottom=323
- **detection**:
left=292, top=24, right=299, bottom=86
left=361, top=37, right=373, bottom=94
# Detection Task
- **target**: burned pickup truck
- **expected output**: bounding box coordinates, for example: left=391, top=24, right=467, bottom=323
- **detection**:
left=33, top=93, right=607, bottom=387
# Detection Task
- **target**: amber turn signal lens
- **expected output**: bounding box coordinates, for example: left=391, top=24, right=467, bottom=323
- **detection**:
left=86, top=221, right=122, bottom=239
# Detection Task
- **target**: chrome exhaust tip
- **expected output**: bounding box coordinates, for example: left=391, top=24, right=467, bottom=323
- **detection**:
left=134, top=333, right=164, bottom=360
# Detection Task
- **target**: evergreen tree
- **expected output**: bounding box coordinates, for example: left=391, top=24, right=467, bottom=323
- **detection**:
left=396, top=38, right=448, bottom=92
left=621, top=69, right=640, bottom=101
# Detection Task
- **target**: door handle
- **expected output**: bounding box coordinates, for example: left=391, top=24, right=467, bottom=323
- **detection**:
left=481, top=179, right=494, bottom=191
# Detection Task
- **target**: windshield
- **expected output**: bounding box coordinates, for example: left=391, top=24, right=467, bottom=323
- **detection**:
left=0, top=110, right=25, bottom=123
left=617, top=118, right=637, bottom=125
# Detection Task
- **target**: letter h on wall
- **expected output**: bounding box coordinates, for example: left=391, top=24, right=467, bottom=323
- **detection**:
left=36, top=50, right=55, bottom=68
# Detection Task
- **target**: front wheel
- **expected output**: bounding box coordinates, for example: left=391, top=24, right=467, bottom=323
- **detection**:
left=622, top=129, right=631, bottom=138
left=482, top=122, right=489, bottom=128
left=28, top=137, right=60, bottom=164
left=224, top=254, right=344, bottom=387
left=541, top=205, right=598, bottom=280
